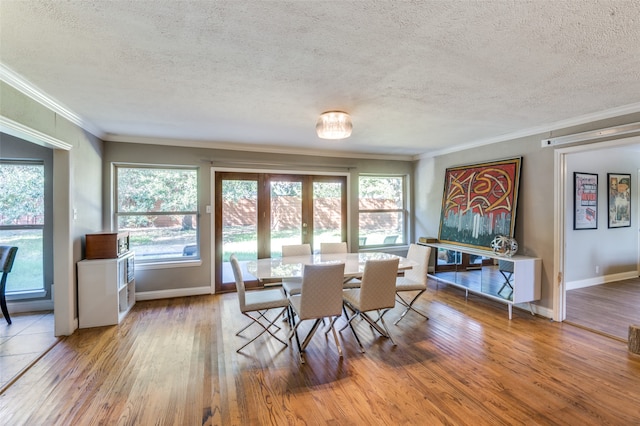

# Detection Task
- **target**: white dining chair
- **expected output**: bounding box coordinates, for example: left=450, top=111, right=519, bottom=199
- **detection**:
left=319, top=242, right=347, bottom=254
left=341, top=258, right=399, bottom=352
left=288, top=262, right=346, bottom=363
left=230, top=254, right=289, bottom=353
left=281, top=244, right=312, bottom=297
left=282, top=243, right=312, bottom=257
left=319, top=241, right=360, bottom=289
left=394, top=243, right=431, bottom=325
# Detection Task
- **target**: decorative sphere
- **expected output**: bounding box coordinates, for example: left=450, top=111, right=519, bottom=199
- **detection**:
left=491, top=235, right=518, bottom=257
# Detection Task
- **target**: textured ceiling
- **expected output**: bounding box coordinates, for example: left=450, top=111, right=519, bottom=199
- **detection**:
left=1, top=1, right=640, bottom=157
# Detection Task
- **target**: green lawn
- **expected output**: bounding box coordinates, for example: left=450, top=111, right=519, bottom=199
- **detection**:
left=1, top=229, right=44, bottom=292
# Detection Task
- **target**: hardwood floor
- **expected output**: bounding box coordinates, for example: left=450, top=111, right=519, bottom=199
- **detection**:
left=1, top=280, right=640, bottom=425
left=566, top=277, right=640, bottom=340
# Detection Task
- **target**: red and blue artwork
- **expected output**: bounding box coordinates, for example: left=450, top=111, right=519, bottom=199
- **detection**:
left=438, top=158, right=522, bottom=250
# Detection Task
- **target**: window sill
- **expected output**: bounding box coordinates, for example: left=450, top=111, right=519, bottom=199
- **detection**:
left=6, top=289, right=47, bottom=300
left=136, top=259, right=203, bottom=270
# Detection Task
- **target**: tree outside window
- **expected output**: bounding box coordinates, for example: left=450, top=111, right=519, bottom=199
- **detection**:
left=0, top=161, right=45, bottom=292
left=115, top=166, right=198, bottom=262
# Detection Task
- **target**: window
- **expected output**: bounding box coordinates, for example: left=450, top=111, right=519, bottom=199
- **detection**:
left=115, top=166, right=198, bottom=263
left=358, top=175, right=406, bottom=247
left=0, top=161, right=45, bottom=292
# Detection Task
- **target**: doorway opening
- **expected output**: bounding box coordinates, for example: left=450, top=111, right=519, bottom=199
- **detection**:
left=555, top=136, right=640, bottom=339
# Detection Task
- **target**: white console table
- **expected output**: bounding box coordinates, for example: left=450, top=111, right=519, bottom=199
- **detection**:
left=422, top=242, right=541, bottom=319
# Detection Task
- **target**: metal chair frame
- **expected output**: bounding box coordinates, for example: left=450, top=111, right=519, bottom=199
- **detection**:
left=0, top=246, right=18, bottom=325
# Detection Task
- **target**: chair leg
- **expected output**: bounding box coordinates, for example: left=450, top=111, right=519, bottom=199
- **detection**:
left=236, top=309, right=282, bottom=336
left=0, top=280, right=11, bottom=325
left=394, top=290, right=429, bottom=325
left=360, top=311, right=391, bottom=339
left=376, top=310, right=396, bottom=346
left=330, top=317, right=343, bottom=358
left=339, top=304, right=365, bottom=353
left=236, top=308, right=287, bottom=353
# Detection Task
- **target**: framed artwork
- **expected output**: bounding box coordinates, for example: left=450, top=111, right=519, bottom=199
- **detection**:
left=608, top=173, right=631, bottom=228
left=573, top=172, right=598, bottom=230
left=438, top=157, right=522, bottom=250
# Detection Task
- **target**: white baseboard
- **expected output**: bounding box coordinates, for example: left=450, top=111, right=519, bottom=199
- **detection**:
left=7, top=299, right=54, bottom=313
left=566, top=270, right=639, bottom=291
left=135, top=286, right=213, bottom=301
left=523, top=303, right=553, bottom=320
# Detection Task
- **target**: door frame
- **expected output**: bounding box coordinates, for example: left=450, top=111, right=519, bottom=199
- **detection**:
left=211, top=167, right=350, bottom=293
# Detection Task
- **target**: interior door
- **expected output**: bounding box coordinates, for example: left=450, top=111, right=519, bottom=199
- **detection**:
left=215, top=172, right=347, bottom=292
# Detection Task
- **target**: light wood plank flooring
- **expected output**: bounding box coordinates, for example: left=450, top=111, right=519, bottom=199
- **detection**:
left=1, top=281, right=639, bottom=425
left=566, top=277, right=640, bottom=340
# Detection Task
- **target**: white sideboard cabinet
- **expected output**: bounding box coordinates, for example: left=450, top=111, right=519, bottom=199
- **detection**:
left=77, top=251, right=135, bottom=328
left=422, top=242, right=541, bottom=319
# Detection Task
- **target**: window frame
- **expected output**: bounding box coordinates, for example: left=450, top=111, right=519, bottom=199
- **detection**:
left=0, top=159, right=47, bottom=296
left=358, top=174, right=408, bottom=248
left=114, top=164, right=199, bottom=265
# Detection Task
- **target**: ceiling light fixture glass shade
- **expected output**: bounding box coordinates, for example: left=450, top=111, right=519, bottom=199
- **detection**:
left=316, top=111, right=352, bottom=139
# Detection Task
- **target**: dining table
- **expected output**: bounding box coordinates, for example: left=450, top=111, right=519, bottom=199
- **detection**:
left=245, top=251, right=416, bottom=282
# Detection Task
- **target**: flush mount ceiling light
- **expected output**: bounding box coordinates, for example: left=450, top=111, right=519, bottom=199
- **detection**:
left=316, top=111, right=352, bottom=139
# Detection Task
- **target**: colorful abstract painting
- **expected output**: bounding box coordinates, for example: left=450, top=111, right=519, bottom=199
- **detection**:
left=438, top=157, right=522, bottom=250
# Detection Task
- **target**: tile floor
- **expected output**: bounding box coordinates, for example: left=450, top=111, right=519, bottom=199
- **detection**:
left=0, top=311, right=58, bottom=390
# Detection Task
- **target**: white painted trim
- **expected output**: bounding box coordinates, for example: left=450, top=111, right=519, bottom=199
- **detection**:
left=566, top=271, right=640, bottom=291
left=106, top=134, right=414, bottom=162
left=418, top=102, right=640, bottom=160
left=541, top=122, right=640, bottom=147
left=0, top=63, right=103, bottom=139
left=5, top=289, right=47, bottom=300
left=526, top=303, right=553, bottom=320
left=6, top=299, right=54, bottom=313
left=135, top=286, right=212, bottom=301
left=553, top=148, right=566, bottom=322
left=0, top=116, right=73, bottom=150
left=135, top=260, right=202, bottom=270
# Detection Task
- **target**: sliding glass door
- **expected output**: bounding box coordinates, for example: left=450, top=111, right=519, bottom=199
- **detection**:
left=215, top=172, right=346, bottom=292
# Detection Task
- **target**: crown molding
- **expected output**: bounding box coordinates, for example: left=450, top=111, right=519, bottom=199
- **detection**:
left=0, top=116, right=73, bottom=150
left=415, top=102, right=640, bottom=160
left=0, top=63, right=104, bottom=139
left=103, top=133, right=415, bottom=162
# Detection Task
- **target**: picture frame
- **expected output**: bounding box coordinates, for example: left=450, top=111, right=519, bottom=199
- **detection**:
left=573, top=172, right=598, bottom=230
left=438, top=157, right=522, bottom=250
left=607, top=173, right=631, bottom=228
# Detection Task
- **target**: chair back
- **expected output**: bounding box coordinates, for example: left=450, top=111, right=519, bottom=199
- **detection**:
left=0, top=246, right=18, bottom=274
left=403, top=244, right=430, bottom=285
left=282, top=244, right=312, bottom=257
left=358, top=258, right=399, bottom=311
left=383, top=235, right=398, bottom=244
left=229, top=254, right=247, bottom=311
left=298, top=263, right=345, bottom=320
left=320, top=242, right=347, bottom=254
